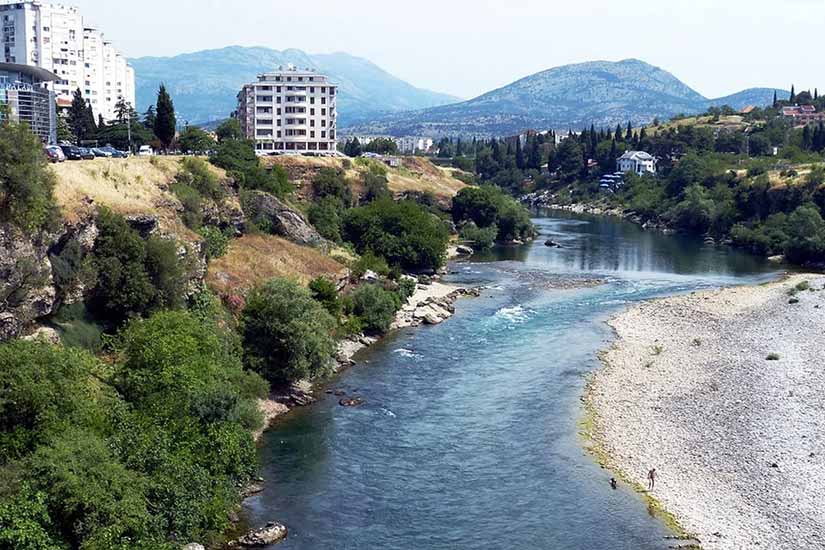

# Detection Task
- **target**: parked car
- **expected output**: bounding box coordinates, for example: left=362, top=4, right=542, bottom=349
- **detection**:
left=78, top=147, right=96, bottom=160
left=60, top=145, right=84, bottom=160
left=100, top=145, right=129, bottom=158
left=138, top=145, right=154, bottom=157
left=44, top=145, right=66, bottom=163
left=92, top=147, right=112, bottom=158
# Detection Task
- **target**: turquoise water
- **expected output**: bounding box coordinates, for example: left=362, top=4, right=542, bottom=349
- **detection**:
left=245, top=213, right=779, bottom=549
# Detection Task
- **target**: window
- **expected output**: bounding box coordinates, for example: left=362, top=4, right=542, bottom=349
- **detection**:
left=276, top=86, right=281, bottom=92
left=276, top=108, right=281, bottom=115
left=310, top=120, right=315, bottom=127
left=310, top=87, right=315, bottom=93
left=277, top=130, right=281, bottom=137
left=321, top=87, right=326, bottom=93
left=321, top=131, right=326, bottom=138
left=310, top=131, right=315, bottom=138
left=310, top=97, right=315, bottom=105
left=321, top=97, right=326, bottom=105
left=321, top=108, right=326, bottom=116
left=321, top=120, right=326, bottom=127
left=310, top=108, right=315, bottom=116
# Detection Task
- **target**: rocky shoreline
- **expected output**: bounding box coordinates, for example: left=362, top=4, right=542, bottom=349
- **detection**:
left=585, top=274, right=825, bottom=549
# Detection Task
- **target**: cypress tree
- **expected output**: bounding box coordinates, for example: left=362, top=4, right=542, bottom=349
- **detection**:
left=528, top=137, right=541, bottom=170
left=154, top=84, right=177, bottom=152
left=772, top=90, right=778, bottom=108
left=803, top=124, right=812, bottom=150
left=614, top=123, right=623, bottom=142
left=515, top=138, right=525, bottom=169
left=67, top=88, right=88, bottom=143
left=81, top=101, right=97, bottom=143
left=625, top=121, right=632, bottom=141
left=790, top=85, right=795, bottom=103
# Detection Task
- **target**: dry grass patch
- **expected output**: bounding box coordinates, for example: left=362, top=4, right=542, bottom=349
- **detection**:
left=206, top=234, right=348, bottom=295
left=51, top=156, right=228, bottom=240
left=265, top=155, right=466, bottom=202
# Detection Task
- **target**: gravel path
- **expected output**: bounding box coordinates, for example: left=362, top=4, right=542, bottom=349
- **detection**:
left=587, top=274, right=825, bottom=550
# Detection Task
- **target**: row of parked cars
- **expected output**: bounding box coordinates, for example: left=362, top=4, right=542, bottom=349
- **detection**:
left=43, top=144, right=154, bottom=163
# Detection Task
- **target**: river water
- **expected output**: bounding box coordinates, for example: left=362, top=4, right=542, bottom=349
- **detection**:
left=245, top=213, right=780, bottom=549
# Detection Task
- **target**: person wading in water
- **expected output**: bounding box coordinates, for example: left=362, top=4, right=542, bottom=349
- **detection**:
left=647, top=468, right=656, bottom=491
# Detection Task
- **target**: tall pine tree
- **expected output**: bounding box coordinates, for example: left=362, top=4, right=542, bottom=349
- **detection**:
left=154, top=84, right=176, bottom=152
left=67, top=88, right=88, bottom=143
left=790, top=85, right=795, bottom=103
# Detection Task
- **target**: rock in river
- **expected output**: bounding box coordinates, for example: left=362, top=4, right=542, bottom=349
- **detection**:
left=230, top=521, right=288, bottom=547
left=339, top=397, right=365, bottom=407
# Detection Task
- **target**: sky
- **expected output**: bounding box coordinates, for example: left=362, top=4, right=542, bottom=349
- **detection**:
left=70, top=0, right=823, bottom=100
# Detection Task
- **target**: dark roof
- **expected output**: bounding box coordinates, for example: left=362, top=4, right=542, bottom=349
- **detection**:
left=0, top=62, right=59, bottom=82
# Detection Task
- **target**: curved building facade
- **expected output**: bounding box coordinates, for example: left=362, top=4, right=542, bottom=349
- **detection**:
left=0, top=61, right=57, bottom=143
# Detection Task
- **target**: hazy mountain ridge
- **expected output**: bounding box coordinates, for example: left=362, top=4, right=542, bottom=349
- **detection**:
left=129, top=46, right=460, bottom=125
left=344, top=59, right=787, bottom=137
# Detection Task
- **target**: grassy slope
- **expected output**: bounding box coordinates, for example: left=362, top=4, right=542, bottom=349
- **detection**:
left=264, top=155, right=467, bottom=204
left=50, top=156, right=348, bottom=292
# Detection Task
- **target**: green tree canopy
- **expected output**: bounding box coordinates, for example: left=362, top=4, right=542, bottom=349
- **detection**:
left=154, top=84, right=176, bottom=151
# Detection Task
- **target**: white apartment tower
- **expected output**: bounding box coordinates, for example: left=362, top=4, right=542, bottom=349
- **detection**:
left=237, top=65, right=338, bottom=154
left=0, top=0, right=135, bottom=122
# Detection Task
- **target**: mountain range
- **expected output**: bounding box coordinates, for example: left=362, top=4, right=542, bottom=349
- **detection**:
left=131, top=50, right=788, bottom=137
left=129, top=46, right=461, bottom=126
left=344, top=59, right=788, bottom=137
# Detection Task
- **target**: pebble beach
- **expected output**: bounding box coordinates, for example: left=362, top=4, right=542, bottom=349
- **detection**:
left=587, top=274, right=825, bottom=549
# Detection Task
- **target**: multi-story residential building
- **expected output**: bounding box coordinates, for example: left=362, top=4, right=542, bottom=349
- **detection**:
left=0, top=61, right=57, bottom=142
left=617, top=150, right=657, bottom=175
left=0, top=0, right=135, bottom=122
left=237, top=65, right=337, bottom=154
left=782, top=105, right=825, bottom=126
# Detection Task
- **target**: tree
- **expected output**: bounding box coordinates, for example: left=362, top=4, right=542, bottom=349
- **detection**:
left=241, top=278, right=337, bottom=383
left=82, top=102, right=97, bottom=143
left=515, top=138, right=525, bottom=169
left=142, top=105, right=156, bottom=131
left=342, top=198, right=450, bottom=272
left=56, top=112, right=73, bottom=143
left=114, top=99, right=132, bottom=124
left=178, top=126, right=215, bottom=155
left=0, top=117, right=58, bottom=232
left=215, top=118, right=242, bottom=143
left=67, top=88, right=93, bottom=143
left=343, top=137, right=362, bottom=157
left=784, top=203, right=825, bottom=263
left=350, top=283, right=402, bottom=334
left=154, top=84, right=176, bottom=152
left=790, top=84, right=795, bottom=103
left=772, top=90, right=778, bottom=108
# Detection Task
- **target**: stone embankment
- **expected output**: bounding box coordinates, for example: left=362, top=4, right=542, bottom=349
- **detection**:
left=586, top=274, right=825, bottom=550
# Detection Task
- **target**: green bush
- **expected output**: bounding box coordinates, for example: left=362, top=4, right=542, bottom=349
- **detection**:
left=313, top=167, right=353, bottom=206
left=0, top=340, right=105, bottom=463
left=460, top=222, right=498, bottom=250
left=452, top=185, right=534, bottom=242
left=351, top=251, right=391, bottom=278
left=308, top=196, right=344, bottom=243
left=241, top=278, right=337, bottom=384
left=90, top=209, right=186, bottom=326
left=0, top=118, right=59, bottom=233
left=177, top=157, right=224, bottom=201
left=198, top=226, right=230, bottom=260
left=362, top=172, right=390, bottom=203
left=171, top=182, right=203, bottom=229
left=350, top=283, right=402, bottom=335
left=210, top=139, right=291, bottom=197
left=342, top=199, right=449, bottom=272
left=309, top=276, right=342, bottom=317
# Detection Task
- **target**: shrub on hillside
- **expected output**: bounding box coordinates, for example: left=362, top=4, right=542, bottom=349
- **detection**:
left=350, top=283, right=402, bottom=335
left=313, top=167, right=353, bottom=206
left=308, top=196, right=343, bottom=243
left=89, top=208, right=187, bottom=326
left=241, top=278, right=337, bottom=384
left=0, top=118, right=59, bottom=233
left=342, top=199, right=449, bottom=272
left=309, top=276, right=342, bottom=317
left=210, top=139, right=291, bottom=197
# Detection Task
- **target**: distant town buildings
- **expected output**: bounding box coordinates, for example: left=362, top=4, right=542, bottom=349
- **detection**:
left=617, top=150, right=657, bottom=175
left=237, top=65, right=338, bottom=155
left=0, top=0, right=135, bottom=122
left=781, top=105, right=825, bottom=126
left=0, top=61, right=57, bottom=142
left=342, top=134, right=434, bottom=154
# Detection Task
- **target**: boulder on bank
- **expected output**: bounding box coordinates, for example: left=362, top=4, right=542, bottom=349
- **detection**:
left=339, top=397, right=365, bottom=407
left=230, top=521, right=288, bottom=547
left=544, top=239, right=562, bottom=248
left=242, top=190, right=324, bottom=246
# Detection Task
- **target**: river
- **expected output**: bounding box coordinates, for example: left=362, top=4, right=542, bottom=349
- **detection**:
left=244, top=212, right=780, bottom=549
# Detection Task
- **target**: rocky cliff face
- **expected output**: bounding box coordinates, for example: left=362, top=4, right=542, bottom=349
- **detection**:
left=241, top=191, right=326, bottom=247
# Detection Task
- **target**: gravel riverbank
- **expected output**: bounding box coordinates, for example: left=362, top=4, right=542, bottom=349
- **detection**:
left=586, top=274, right=825, bottom=549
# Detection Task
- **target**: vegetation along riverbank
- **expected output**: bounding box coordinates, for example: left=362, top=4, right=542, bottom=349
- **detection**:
left=0, top=86, right=534, bottom=547
left=586, top=274, right=825, bottom=550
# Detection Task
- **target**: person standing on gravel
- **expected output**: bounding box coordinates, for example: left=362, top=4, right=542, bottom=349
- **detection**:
left=647, top=468, right=656, bottom=491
